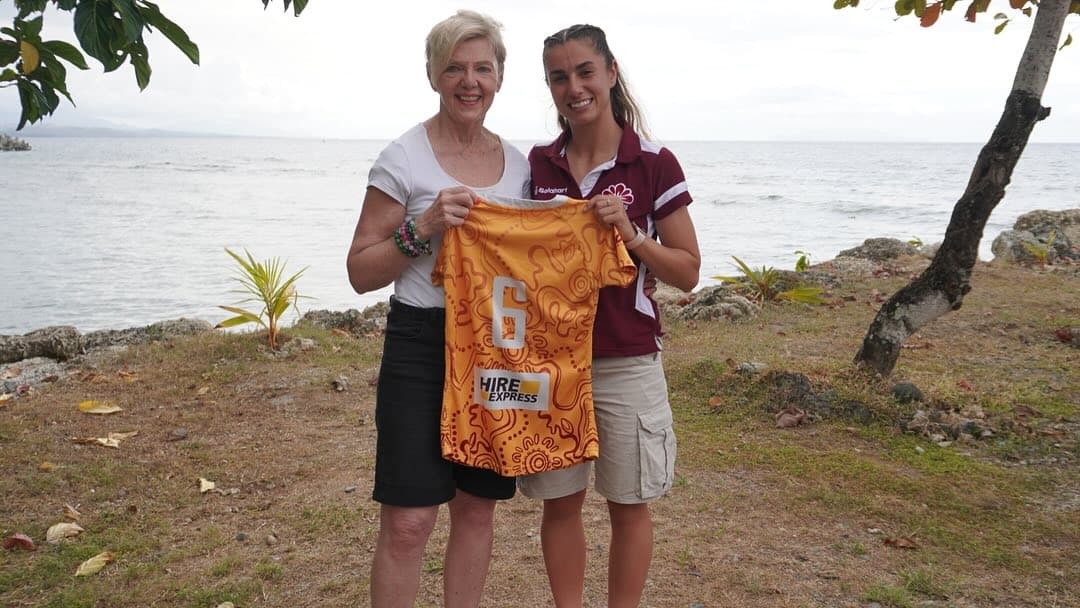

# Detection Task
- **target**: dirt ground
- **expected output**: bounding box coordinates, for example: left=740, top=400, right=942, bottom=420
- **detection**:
left=1, top=259, right=1077, bottom=607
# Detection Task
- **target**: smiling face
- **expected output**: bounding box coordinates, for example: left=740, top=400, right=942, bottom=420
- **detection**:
left=542, top=38, right=617, bottom=131
left=433, top=36, right=502, bottom=127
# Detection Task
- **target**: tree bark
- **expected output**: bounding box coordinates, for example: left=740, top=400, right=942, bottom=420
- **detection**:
left=854, top=1, right=1070, bottom=377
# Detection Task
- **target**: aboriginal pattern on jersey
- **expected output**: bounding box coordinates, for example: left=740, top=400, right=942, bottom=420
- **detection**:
left=432, top=196, right=637, bottom=476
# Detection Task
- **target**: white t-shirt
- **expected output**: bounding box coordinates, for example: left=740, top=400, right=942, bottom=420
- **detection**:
left=367, top=123, right=531, bottom=308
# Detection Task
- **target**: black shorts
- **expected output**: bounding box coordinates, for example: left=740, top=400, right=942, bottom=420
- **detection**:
left=372, top=297, right=516, bottom=506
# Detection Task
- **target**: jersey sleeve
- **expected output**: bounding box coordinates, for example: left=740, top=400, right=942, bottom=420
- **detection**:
left=366, top=141, right=411, bottom=206
left=601, top=231, right=638, bottom=288
left=652, top=147, right=692, bottom=221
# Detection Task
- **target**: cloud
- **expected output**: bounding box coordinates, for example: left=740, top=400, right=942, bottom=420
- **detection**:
left=2, top=1, right=1077, bottom=141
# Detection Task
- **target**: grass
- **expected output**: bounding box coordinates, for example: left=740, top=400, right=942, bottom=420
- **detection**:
left=0, top=257, right=1076, bottom=607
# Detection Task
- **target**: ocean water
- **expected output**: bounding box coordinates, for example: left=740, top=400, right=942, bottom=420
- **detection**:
left=1, top=137, right=1076, bottom=334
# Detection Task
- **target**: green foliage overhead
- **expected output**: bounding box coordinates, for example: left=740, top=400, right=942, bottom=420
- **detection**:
left=1, top=0, right=308, bottom=130
left=835, top=0, right=1078, bottom=36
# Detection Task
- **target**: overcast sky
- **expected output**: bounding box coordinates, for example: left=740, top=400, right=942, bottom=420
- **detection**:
left=2, top=1, right=1078, bottom=142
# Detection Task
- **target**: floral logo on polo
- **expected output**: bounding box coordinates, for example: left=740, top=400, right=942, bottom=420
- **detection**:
left=602, top=183, right=634, bottom=207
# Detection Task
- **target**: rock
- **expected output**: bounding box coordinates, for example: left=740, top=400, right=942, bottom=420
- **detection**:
left=835, top=399, right=874, bottom=424
left=892, top=382, right=925, bottom=404
left=673, top=286, right=758, bottom=322
left=332, top=375, right=349, bottom=392
left=991, top=229, right=1059, bottom=265
left=83, top=318, right=212, bottom=351
left=1, top=357, right=66, bottom=394
left=275, top=337, right=316, bottom=357
left=775, top=406, right=807, bottom=428
left=736, top=361, right=768, bottom=376
left=265, top=533, right=278, bottom=546
left=0, top=326, right=84, bottom=364
left=993, top=208, right=1080, bottom=265
left=917, top=242, right=941, bottom=259
left=300, top=303, right=389, bottom=336
left=234, top=532, right=247, bottom=542
left=167, top=428, right=189, bottom=442
left=0, top=134, right=31, bottom=152
left=836, top=238, right=918, bottom=262
left=1014, top=208, right=1080, bottom=247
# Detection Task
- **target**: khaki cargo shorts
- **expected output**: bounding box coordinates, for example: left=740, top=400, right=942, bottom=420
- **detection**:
left=518, top=353, right=676, bottom=504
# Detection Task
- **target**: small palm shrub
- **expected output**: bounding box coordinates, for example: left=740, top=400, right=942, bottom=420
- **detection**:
left=714, top=256, right=824, bottom=305
left=216, top=248, right=309, bottom=350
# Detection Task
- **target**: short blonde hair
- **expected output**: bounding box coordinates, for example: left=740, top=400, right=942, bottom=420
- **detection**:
left=426, top=10, right=506, bottom=88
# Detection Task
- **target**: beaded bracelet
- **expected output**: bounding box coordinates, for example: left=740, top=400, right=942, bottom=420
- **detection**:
left=392, top=219, right=432, bottom=258
left=405, top=219, right=433, bottom=256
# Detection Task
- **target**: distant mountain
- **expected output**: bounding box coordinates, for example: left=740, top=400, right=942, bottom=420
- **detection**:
left=12, top=124, right=227, bottom=138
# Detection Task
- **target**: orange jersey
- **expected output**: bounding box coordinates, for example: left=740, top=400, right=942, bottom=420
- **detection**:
left=431, top=195, right=637, bottom=476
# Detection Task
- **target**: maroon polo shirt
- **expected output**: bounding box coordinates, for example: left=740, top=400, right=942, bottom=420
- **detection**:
left=528, top=128, right=693, bottom=357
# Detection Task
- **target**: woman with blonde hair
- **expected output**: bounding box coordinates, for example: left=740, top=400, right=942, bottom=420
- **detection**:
left=346, top=10, right=529, bottom=607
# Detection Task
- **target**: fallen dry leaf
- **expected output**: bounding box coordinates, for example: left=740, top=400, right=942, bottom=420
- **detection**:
left=78, top=400, right=122, bottom=415
left=1053, top=327, right=1073, bottom=344
left=75, top=551, right=115, bottom=576
left=46, top=522, right=84, bottom=544
left=73, top=436, right=120, bottom=448
left=3, top=533, right=36, bottom=551
left=196, top=386, right=210, bottom=396
left=79, top=372, right=107, bottom=384
left=330, top=328, right=351, bottom=338
left=117, top=370, right=139, bottom=383
left=707, top=396, right=723, bottom=409
left=199, top=478, right=216, bottom=493
left=72, top=431, right=138, bottom=449
left=64, top=504, right=82, bottom=521
left=884, top=536, right=919, bottom=550
left=39, top=461, right=56, bottom=471
left=0, top=367, right=20, bottom=379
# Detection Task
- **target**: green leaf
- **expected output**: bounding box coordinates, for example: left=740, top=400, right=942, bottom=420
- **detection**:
left=74, top=0, right=124, bottom=70
left=217, top=306, right=266, bottom=328
left=131, top=46, right=150, bottom=90
left=994, top=20, right=1008, bottom=34
left=0, top=40, right=20, bottom=65
left=57, top=0, right=77, bottom=10
left=943, top=0, right=959, bottom=9
left=266, top=0, right=309, bottom=16
left=895, top=0, right=916, bottom=16
left=136, top=1, right=199, bottom=64
left=1, top=68, right=18, bottom=82
left=110, top=0, right=145, bottom=47
left=19, top=15, right=44, bottom=39
left=290, top=0, right=309, bottom=16
left=16, top=0, right=48, bottom=20
left=42, top=40, right=89, bottom=69
left=777, top=287, right=826, bottom=305
left=1062, top=33, right=1073, bottom=50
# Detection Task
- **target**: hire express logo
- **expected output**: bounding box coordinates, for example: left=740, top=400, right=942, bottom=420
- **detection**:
left=475, top=368, right=550, bottom=411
